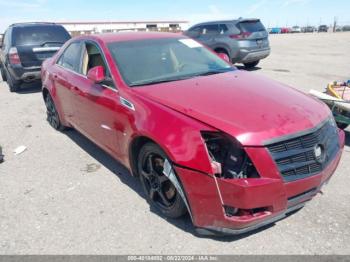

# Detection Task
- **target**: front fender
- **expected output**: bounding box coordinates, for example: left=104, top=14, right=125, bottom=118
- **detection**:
left=124, top=90, right=216, bottom=175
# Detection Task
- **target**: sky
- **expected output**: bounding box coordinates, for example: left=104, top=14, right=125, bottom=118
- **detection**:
left=0, top=0, right=349, bottom=32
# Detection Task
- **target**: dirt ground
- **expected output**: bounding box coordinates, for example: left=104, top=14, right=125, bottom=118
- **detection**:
left=0, top=32, right=349, bottom=255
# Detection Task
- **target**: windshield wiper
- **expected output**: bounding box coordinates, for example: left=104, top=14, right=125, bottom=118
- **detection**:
left=129, top=68, right=233, bottom=87
left=129, top=75, right=196, bottom=87
left=193, top=69, right=232, bottom=77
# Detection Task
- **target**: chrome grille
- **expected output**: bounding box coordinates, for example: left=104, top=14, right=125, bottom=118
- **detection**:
left=267, top=118, right=340, bottom=182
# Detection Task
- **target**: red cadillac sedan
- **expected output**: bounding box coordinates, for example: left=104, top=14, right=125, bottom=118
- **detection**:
left=41, top=32, right=345, bottom=236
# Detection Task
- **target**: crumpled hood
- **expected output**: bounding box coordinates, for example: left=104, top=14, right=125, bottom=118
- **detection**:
left=133, top=70, right=330, bottom=146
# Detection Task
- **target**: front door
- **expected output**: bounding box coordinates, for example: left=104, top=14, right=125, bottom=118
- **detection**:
left=70, top=41, right=120, bottom=156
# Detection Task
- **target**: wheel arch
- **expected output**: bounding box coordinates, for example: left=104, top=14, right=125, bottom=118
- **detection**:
left=128, top=135, right=194, bottom=221
left=128, top=135, right=157, bottom=177
left=213, top=45, right=231, bottom=58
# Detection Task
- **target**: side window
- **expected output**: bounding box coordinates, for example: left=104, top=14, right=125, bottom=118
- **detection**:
left=219, top=24, right=229, bottom=34
left=81, top=42, right=110, bottom=77
left=201, top=24, right=219, bottom=35
left=190, top=26, right=202, bottom=34
left=187, top=26, right=202, bottom=38
left=57, top=42, right=81, bottom=72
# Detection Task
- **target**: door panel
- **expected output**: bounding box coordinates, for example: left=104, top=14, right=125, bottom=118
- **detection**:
left=52, top=41, right=83, bottom=123
left=197, top=24, right=219, bottom=48
left=51, top=66, right=76, bottom=121
left=71, top=76, right=120, bottom=155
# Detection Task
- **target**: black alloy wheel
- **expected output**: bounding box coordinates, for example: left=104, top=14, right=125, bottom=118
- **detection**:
left=138, top=143, right=187, bottom=218
left=45, top=94, right=65, bottom=131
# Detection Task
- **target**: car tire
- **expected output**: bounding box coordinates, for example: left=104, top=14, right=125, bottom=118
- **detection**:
left=0, top=67, right=7, bottom=82
left=44, top=93, right=66, bottom=131
left=244, top=60, right=260, bottom=69
left=5, top=70, right=21, bottom=92
left=138, top=142, right=187, bottom=219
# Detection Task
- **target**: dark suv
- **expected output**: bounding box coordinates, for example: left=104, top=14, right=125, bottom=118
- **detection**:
left=318, top=25, right=329, bottom=33
left=0, top=23, right=71, bottom=92
left=184, top=18, right=270, bottom=68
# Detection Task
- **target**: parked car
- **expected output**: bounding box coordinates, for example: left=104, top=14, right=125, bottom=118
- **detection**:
left=0, top=22, right=71, bottom=92
left=184, top=18, right=270, bottom=69
left=318, top=25, right=329, bottom=32
left=303, top=26, right=316, bottom=33
left=342, top=25, right=350, bottom=32
left=41, top=32, right=344, bottom=236
left=291, top=26, right=302, bottom=33
left=270, top=27, right=282, bottom=34
left=281, top=27, right=291, bottom=34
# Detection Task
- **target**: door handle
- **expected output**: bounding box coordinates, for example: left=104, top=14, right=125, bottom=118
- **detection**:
left=71, top=86, right=80, bottom=93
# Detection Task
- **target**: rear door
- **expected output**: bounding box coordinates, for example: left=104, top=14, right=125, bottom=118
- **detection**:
left=12, top=25, right=71, bottom=68
left=236, top=20, right=269, bottom=51
left=196, top=24, right=220, bottom=48
left=53, top=41, right=83, bottom=122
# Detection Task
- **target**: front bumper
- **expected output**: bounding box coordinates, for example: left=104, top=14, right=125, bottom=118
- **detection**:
left=175, top=130, right=345, bottom=236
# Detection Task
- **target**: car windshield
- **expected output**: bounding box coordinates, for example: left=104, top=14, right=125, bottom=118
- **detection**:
left=13, top=25, right=71, bottom=46
left=108, top=37, right=234, bottom=87
left=238, top=20, right=266, bottom=33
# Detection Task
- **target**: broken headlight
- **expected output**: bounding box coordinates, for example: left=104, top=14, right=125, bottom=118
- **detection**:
left=201, top=132, right=260, bottom=179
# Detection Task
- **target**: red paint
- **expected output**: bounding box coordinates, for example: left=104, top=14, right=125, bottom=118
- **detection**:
left=42, top=32, right=345, bottom=234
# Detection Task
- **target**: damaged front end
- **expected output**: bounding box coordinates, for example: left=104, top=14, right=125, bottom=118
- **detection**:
left=201, top=132, right=260, bottom=179
left=201, top=132, right=277, bottom=220
left=172, top=126, right=344, bottom=236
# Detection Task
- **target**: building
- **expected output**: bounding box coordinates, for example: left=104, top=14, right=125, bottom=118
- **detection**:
left=59, top=21, right=189, bottom=36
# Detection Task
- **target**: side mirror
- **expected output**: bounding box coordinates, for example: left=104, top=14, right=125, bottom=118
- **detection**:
left=87, top=66, right=105, bottom=83
left=217, top=52, right=230, bottom=63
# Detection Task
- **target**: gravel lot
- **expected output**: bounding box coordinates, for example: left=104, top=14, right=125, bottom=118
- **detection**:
left=0, top=32, right=350, bottom=255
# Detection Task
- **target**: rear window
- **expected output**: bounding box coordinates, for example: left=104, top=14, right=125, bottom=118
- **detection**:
left=12, top=25, right=71, bottom=46
left=237, top=20, right=266, bottom=33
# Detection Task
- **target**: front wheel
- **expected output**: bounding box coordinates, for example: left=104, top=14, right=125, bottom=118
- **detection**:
left=244, top=60, right=260, bottom=69
left=138, top=143, right=187, bottom=218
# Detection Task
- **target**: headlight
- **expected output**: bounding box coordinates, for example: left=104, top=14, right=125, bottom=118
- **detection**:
left=201, top=132, right=260, bottom=179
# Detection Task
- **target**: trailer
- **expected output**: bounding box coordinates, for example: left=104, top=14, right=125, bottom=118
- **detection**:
left=310, top=81, right=350, bottom=130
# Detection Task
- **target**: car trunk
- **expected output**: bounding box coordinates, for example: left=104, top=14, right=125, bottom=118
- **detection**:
left=16, top=45, right=61, bottom=67
left=236, top=20, right=269, bottom=51
left=12, top=25, right=70, bottom=68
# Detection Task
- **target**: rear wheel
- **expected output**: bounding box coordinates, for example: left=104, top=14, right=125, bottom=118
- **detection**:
left=244, top=60, right=260, bottom=69
left=138, top=143, right=187, bottom=218
left=5, top=70, right=21, bottom=92
left=45, top=93, right=66, bottom=131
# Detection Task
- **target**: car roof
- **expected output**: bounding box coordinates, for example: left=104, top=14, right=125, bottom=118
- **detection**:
left=9, top=22, right=58, bottom=28
left=74, top=32, right=184, bottom=43
left=189, top=18, right=260, bottom=28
